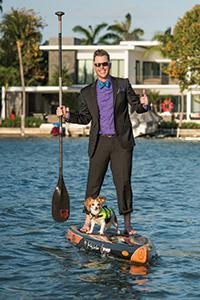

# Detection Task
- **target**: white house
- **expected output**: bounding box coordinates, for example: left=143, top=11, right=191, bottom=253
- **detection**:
left=1, top=39, right=200, bottom=122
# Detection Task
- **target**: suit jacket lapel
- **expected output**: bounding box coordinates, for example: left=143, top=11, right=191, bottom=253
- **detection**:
left=90, top=80, right=99, bottom=118
left=111, top=76, right=118, bottom=107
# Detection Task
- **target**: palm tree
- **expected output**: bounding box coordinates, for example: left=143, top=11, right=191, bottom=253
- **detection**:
left=0, top=8, right=44, bottom=135
left=49, top=66, right=72, bottom=86
left=73, top=23, right=115, bottom=45
left=152, top=27, right=173, bottom=57
left=0, top=0, right=2, bottom=13
left=108, top=13, right=144, bottom=43
left=147, top=90, right=161, bottom=115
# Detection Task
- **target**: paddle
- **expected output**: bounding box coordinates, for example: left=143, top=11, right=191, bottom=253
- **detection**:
left=52, top=11, right=70, bottom=222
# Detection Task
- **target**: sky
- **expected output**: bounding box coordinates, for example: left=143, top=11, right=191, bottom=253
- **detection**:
left=0, top=0, right=199, bottom=42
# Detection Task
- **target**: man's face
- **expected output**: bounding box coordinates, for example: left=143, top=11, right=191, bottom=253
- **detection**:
left=94, top=55, right=111, bottom=82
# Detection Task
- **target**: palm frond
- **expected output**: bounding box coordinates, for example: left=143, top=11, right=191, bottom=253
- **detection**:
left=108, top=13, right=144, bottom=41
left=97, top=32, right=120, bottom=45
left=73, top=23, right=109, bottom=45
left=124, top=13, right=132, bottom=31
left=108, top=24, right=124, bottom=34
left=73, top=25, right=91, bottom=37
left=93, top=23, right=107, bottom=37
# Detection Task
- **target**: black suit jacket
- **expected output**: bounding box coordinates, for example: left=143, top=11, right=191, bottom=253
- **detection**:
left=69, top=76, right=148, bottom=157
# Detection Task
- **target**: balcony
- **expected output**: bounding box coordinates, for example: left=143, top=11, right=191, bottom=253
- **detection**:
left=142, top=76, right=178, bottom=85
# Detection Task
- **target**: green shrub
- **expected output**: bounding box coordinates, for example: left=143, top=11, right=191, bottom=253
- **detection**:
left=0, top=117, right=21, bottom=127
left=159, top=121, right=178, bottom=129
left=159, top=121, right=200, bottom=129
left=180, top=122, right=200, bottom=129
left=25, top=117, right=44, bottom=127
left=0, top=116, right=44, bottom=128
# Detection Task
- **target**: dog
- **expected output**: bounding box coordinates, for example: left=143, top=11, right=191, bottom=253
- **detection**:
left=84, top=196, right=120, bottom=235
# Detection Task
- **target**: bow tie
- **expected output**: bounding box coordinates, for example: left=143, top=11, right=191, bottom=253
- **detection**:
left=98, top=80, right=111, bottom=89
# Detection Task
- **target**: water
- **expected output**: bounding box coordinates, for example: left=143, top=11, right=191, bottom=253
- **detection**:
left=0, top=137, right=200, bottom=300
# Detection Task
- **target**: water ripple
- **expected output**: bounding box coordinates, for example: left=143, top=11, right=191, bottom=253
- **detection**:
left=0, top=137, right=199, bottom=299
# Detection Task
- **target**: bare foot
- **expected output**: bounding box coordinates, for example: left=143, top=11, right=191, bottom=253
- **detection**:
left=124, top=226, right=137, bottom=235
left=124, top=213, right=137, bottom=235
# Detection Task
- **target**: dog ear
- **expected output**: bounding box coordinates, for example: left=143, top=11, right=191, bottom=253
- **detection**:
left=98, top=196, right=106, bottom=204
left=84, top=197, right=94, bottom=211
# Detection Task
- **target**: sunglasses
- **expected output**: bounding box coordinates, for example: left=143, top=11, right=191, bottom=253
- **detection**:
left=94, top=62, right=109, bottom=68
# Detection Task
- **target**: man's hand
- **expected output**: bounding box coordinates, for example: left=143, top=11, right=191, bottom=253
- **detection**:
left=56, top=106, right=70, bottom=119
left=140, top=89, right=148, bottom=106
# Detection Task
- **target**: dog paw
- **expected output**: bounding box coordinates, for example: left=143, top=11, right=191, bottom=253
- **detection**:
left=87, top=230, right=93, bottom=234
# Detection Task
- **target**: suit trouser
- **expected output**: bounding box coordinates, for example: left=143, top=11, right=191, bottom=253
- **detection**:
left=85, top=135, right=133, bottom=215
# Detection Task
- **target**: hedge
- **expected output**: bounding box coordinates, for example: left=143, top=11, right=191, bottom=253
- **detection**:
left=0, top=117, right=45, bottom=128
left=159, top=121, right=200, bottom=129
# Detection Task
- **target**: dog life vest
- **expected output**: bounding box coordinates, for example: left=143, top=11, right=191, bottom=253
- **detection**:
left=95, top=206, right=113, bottom=223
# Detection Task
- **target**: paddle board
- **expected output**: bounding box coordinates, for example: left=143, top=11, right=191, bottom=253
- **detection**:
left=66, top=226, right=157, bottom=265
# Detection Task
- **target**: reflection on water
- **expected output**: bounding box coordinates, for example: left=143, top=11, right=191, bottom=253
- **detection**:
left=0, top=137, right=200, bottom=299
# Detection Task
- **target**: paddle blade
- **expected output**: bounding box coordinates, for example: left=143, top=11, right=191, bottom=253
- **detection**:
left=52, top=176, right=70, bottom=222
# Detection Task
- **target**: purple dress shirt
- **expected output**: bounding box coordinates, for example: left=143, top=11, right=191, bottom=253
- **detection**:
left=96, top=78, right=115, bottom=135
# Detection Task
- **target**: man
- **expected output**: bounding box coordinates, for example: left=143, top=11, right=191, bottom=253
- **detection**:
left=57, top=49, right=149, bottom=235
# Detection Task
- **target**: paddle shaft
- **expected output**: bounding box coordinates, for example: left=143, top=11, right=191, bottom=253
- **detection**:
left=56, top=11, right=65, bottom=177
left=52, top=12, right=70, bottom=222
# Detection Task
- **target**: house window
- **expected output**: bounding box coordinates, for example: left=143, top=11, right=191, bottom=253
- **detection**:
left=78, top=60, right=95, bottom=84
left=136, top=60, right=140, bottom=84
left=110, top=60, right=124, bottom=78
left=161, top=63, right=169, bottom=84
left=143, top=62, right=171, bottom=84
left=191, top=94, right=200, bottom=113
left=77, top=59, right=124, bottom=84
left=143, top=62, right=160, bottom=81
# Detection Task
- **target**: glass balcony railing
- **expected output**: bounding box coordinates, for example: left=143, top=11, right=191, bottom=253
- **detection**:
left=141, top=76, right=178, bottom=85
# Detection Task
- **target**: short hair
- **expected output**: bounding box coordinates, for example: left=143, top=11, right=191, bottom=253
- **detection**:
left=93, top=49, right=110, bottom=62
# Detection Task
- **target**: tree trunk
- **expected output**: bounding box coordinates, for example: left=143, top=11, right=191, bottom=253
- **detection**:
left=177, top=92, right=184, bottom=138
left=153, top=103, right=158, bottom=115
left=5, top=84, right=8, bottom=119
left=16, top=40, right=26, bottom=136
